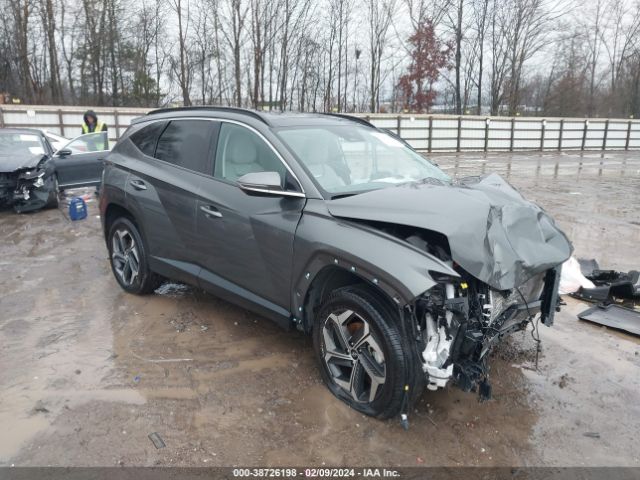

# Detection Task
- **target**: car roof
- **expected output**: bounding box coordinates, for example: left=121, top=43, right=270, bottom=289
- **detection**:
left=37, top=128, right=66, bottom=137
left=0, top=127, right=46, bottom=136
left=139, top=106, right=374, bottom=129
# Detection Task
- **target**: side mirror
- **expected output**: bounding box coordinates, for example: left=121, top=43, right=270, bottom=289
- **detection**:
left=56, top=148, right=72, bottom=157
left=237, top=171, right=303, bottom=198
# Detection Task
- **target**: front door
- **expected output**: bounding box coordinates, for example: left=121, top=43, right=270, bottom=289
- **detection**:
left=195, top=122, right=305, bottom=321
left=52, top=132, right=109, bottom=188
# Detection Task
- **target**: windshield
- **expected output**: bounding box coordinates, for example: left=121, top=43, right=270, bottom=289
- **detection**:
left=276, top=125, right=449, bottom=196
left=0, top=133, right=45, bottom=156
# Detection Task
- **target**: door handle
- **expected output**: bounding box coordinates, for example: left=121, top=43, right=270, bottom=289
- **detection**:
left=129, top=179, right=147, bottom=190
left=200, top=205, right=222, bottom=218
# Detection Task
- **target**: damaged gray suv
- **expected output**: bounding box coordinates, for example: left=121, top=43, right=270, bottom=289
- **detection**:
left=100, top=107, right=571, bottom=420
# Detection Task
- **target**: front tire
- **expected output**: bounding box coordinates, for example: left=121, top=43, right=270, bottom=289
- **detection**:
left=45, top=175, right=59, bottom=208
left=107, top=217, right=161, bottom=294
left=313, top=287, right=409, bottom=419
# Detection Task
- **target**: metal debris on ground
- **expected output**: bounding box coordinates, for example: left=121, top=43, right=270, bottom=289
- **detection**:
left=148, top=432, right=166, bottom=449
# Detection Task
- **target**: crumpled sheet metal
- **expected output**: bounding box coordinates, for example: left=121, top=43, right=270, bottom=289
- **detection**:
left=328, top=173, right=573, bottom=291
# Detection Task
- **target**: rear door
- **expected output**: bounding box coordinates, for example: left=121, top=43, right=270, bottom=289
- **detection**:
left=52, top=132, right=109, bottom=188
left=124, top=118, right=219, bottom=282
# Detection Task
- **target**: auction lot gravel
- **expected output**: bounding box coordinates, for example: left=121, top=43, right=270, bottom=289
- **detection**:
left=1, top=151, right=638, bottom=467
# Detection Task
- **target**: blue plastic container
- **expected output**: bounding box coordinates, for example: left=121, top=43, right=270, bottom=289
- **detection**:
left=69, top=196, right=87, bottom=221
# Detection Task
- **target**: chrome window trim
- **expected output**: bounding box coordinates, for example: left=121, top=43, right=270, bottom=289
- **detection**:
left=239, top=186, right=306, bottom=198
left=129, top=116, right=306, bottom=196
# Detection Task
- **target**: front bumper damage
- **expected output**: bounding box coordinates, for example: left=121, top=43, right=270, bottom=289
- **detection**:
left=412, top=265, right=561, bottom=396
left=0, top=169, right=52, bottom=212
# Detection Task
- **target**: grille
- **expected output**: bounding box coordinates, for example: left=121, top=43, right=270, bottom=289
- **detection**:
left=0, top=172, right=18, bottom=187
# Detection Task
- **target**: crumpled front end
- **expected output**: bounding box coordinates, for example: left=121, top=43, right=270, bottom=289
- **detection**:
left=326, top=172, right=571, bottom=397
left=0, top=168, right=52, bottom=212
left=412, top=264, right=561, bottom=395
left=328, top=173, right=573, bottom=292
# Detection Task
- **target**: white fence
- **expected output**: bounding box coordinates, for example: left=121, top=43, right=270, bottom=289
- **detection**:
left=2, top=104, right=639, bottom=152
left=0, top=105, right=148, bottom=144
left=361, top=114, right=640, bottom=152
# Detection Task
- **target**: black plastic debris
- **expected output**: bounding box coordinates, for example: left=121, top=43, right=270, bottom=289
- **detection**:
left=577, top=258, right=599, bottom=278
left=572, top=259, right=640, bottom=304
left=577, top=304, right=640, bottom=337
left=148, top=432, right=166, bottom=449
left=31, top=400, right=50, bottom=414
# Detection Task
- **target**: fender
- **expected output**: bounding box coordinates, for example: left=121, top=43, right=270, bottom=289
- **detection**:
left=291, top=202, right=459, bottom=327
left=99, top=159, right=131, bottom=239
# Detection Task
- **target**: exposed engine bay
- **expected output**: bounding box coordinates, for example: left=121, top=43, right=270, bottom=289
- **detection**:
left=0, top=165, right=55, bottom=213
left=327, top=170, right=572, bottom=400
left=402, top=230, right=561, bottom=397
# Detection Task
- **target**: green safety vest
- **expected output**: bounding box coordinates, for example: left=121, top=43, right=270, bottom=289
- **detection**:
left=82, top=121, right=105, bottom=134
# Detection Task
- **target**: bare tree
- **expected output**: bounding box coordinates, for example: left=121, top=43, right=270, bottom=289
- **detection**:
left=7, top=0, right=37, bottom=102
left=504, top=0, right=564, bottom=114
left=404, top=0, right=450, bottom=29
left=219, top=0, right=249, bottom=106
left=601, top=0, right=640, bottom=113
left=167, top=0, right=192, bottom=105
left=366, top=0, right=396, bottom=112
left=473, top=0, right=489, bottom=114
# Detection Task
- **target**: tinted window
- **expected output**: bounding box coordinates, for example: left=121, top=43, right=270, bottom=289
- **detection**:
left=129, top=121, right=167, bottom=156
left=155, top=120, right=216, bottom=174
left=214, top=123, right=285, bottom=183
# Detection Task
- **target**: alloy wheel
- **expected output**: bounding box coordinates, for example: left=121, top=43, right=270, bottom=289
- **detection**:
left=321, top=309, right=386, bottom=403
left=111, top=229, right=140, bottom=286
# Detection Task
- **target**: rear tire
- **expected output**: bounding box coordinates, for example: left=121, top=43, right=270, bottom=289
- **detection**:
left=107, top=217, right=162, bottom=294
left=313, top=287, right=410, bottom=419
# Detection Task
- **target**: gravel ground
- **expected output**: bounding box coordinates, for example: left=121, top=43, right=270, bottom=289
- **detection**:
left=0, top=150, right=638, bottom=467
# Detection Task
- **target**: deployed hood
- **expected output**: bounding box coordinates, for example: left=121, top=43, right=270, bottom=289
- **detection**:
left=0, top=152, right=45, bottom=173
left=328, top=173, right=573, bottom=291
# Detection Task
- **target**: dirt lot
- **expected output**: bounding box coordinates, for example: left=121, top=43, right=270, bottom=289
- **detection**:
left=0, top=151, right=639, bottom=467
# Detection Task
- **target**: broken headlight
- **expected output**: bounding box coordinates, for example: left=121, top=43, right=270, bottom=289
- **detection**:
left=18, top=169, right=45, bottom=188
left=19, top=169, right=45, bottom=180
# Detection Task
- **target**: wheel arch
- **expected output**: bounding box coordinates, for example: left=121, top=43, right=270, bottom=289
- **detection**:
left=300, top=264, right=401, bottom=334
left=103, top=202, right=137, bottom=243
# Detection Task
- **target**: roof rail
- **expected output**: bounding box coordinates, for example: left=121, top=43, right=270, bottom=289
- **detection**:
left=146, top=106, right=270, bottom=126
left=321, top=113, right=374, bottom=128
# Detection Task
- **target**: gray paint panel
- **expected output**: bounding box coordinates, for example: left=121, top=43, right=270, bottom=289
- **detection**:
left=327, top=174, right=573, bottom=290
left=292, top=201, right=459, bottom=314
left=196, top=175, right=305, bottom=310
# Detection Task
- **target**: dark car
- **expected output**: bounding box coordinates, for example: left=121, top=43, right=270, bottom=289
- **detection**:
left=99, top=107, right=571, bottom=420
left=0, top=128, right=109, bottom=212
